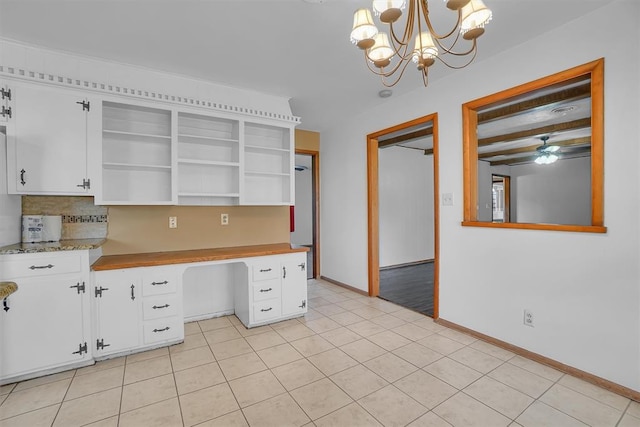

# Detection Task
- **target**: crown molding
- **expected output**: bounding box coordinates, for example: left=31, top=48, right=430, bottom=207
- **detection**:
left=0, top=64, right=301, bottom=125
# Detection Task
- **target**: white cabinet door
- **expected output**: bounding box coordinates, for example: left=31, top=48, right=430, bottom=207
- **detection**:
left=281, top=254, right=308, bottom=317
left=0, top=275, right=89, bottom=379
left=10, top=83, right=91, bottom=194
left=93, top=270, right=141, bottom=357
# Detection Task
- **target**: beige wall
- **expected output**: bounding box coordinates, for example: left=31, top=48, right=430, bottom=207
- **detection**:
left=102, top=205, right=289, bottom=255
left=101, top=129, right=320, bottom=256
left=295, top=129, right=320, bottom=152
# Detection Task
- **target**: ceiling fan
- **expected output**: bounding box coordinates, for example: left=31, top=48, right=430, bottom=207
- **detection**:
left=534, top=135, right=560, bottom=165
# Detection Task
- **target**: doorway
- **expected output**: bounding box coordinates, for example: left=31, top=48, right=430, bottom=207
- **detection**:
left=291, top=150, right=320, bottom=279
left=367, top=114, right=439, bottom=319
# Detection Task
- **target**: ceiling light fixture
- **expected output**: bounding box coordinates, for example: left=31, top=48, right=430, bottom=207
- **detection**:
left=535, top=136, right=560, bottom=165
left=350, top=0, right=492, bottom=87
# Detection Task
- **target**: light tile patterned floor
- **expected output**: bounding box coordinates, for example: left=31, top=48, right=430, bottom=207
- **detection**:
left=0, top=278, right=638, bottom=426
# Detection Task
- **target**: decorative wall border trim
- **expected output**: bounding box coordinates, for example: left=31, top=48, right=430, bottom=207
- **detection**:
left=0, top=65, right=302, bottom=124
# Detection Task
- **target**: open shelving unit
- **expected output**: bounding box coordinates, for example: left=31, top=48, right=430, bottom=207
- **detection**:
left=177, top=112, right=240, bottom=205
left=101, top=102, right=173, bottom=204
left=243, top=122, right=292, bottom=205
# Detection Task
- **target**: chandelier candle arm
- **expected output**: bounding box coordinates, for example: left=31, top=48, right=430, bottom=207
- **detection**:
left=350, top=0, right=492, bottom=87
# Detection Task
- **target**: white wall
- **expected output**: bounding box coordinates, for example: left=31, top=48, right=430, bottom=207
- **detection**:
left=510, top=157, right=591, bottom=225
left=321, top=1, right=640, bottom=392
left=379, top=146, right=434, bottom=267
left=291, top=154, right=313, bottom=246
left=0, top=132, right=21, bottom=246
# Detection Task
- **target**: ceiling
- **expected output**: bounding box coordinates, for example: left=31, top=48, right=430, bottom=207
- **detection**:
left=0, top=0, right=614, bottom=132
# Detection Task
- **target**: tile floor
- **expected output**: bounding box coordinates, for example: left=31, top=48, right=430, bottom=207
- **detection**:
left=0, top=278, right=638, bottom=427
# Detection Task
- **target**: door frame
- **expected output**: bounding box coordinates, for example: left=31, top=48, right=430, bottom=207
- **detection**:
left=295, top=149, right=320, bottom=278
left=367, top=113, right=440, bottom=319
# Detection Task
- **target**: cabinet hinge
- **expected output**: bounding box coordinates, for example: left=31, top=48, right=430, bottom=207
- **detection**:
left=1, top=88, right=11, bottom=100
left=298, top=263, right=305, bottom=271
left=70, top=282, right=86, bottom=294
left=1, top=106, right=11, bottom=119
left=299, top=300, right=306, bottom=309
left=76, top=100, right=90, bottom=111
left=76, top=178, right=91, bottom=190
left=94, top=286, right=109, bottom=298
left=96, top=338, right=110, bottom=350
left=72, top=342, right=88, bottom=355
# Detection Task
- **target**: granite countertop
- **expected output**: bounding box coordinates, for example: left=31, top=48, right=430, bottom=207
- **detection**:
left=0, top=238, right=106, bottom=255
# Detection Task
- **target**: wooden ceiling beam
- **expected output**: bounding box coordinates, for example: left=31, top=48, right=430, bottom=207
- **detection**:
left=478, top=118, right=591, bottom=147
left=378, top=127, right=433, bottom=148
left=478, top=83, right=591, bottom=123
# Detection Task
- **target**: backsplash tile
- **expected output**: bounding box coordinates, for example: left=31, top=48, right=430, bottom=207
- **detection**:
left=22, top=196, right=107, bottom=240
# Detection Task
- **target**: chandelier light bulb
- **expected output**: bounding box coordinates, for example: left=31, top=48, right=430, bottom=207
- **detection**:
left=351, top=8, right=378, bottom=49
left=412, top=31, right=438, bottom=69
left=460, top=0, right=493, bottom=39
left=372, top=0, right=406, bottom=23
left=367, top=32, right=395, bottom=67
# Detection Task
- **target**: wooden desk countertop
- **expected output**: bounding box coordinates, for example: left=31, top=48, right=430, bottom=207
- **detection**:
left=91, top=243, right=309, bottom=271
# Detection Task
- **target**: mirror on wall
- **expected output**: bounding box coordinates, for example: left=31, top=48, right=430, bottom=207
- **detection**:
left=462, top=58, right=605, bottom=233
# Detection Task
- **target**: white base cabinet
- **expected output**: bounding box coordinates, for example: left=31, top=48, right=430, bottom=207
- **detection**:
left=92, top=265, right=183, bottom=359
left=235, top=252, right=307, bottom=328
left=0, top=252, right=92, bottom=384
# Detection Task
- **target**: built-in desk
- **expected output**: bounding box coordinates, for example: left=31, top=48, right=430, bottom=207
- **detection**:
left=90, top=243, right=309, bottom=360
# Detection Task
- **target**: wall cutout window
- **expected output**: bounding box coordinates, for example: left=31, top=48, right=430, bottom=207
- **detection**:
left=462, top=58, right=605, bottom=233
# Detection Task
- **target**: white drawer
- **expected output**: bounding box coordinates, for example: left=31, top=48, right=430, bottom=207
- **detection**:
left=1, top=252, right=82, bottom=279
left=142, top=274, right=177, bottom=296
left=142, top=295, right=179, bottom=320
left=253, top=299, right=281, bottom=323
left=143, top=317, right=182, bottom=344
left=252, top=262, right=279, bottom=282
left=252, top=279, right=281, bottom=302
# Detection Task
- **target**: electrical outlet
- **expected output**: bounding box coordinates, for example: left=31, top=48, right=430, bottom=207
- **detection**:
left=221, top=213, right=229, bottom=226
left=169, top=216, right=177, bottom=229
left=523, top=309, right=534, bottom=327
left=442, top=193, right=454, bottom=206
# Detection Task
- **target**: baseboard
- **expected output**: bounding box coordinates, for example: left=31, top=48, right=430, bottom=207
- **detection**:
left=379, top=259, right=434, bottom=271
left=319, top=275, right=369, bottom=296
left=436, top=318, right=640, bottom=402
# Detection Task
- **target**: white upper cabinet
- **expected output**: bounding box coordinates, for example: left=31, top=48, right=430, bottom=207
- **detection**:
left=5, top=82, right=94, bottom=195
left=0, top=79, right=296, bottom=205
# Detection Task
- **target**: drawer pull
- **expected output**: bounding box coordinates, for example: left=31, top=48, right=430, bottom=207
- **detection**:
left=260, top=307, right=273, bottom=312
left=259, top=288, right=273, bottom=293
left=29, top=264, right=54, bottom=270
left=151, top=280, right=168, bottom=286
left=152, top=304, right=170, bottom=309
left=259, top=268, right=272, bottom=273
left=152, top=326, right=170, bottom=333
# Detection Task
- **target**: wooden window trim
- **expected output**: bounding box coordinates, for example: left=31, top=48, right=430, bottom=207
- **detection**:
left=462, top=58, right=606, bottom=233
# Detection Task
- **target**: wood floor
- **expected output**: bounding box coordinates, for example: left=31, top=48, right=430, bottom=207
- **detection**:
left=379, top=261, right=434, bottom=317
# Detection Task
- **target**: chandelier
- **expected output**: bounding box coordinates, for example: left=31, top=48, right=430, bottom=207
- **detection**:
left=350, top=0, right=493, bottom=87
